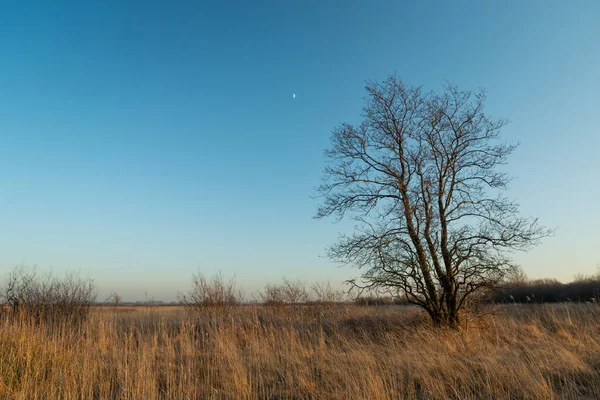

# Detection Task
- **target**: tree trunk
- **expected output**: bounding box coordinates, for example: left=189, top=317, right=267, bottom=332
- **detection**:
left=424, top=301, right=460, bottom=329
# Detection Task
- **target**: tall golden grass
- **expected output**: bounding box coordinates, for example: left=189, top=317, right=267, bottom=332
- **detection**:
left=1, top=303, right=599, bottom=399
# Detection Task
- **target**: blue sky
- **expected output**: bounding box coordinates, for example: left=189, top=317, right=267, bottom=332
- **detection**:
left=1, top=1, right=598, bottom=301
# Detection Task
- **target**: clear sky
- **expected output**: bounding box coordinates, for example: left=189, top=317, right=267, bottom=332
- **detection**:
left=1, top=1, right=598, bottom=301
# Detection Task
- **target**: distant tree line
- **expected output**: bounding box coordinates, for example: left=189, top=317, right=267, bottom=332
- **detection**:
left=494, top=268, right=600, bottom=303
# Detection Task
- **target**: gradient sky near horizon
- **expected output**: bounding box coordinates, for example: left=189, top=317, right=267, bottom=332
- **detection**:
left=1, top=1, right=599, bottom=301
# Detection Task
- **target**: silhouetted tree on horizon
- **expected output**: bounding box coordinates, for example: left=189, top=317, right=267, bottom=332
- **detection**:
left=316, top=75, right=549, bottom=328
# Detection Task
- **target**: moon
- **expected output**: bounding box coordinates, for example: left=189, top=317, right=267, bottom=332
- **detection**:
left=292, top=93, right=296, bottom=99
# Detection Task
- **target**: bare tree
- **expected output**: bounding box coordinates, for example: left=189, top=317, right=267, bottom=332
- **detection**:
left=316, top=75, right=548, bottom=328
left=504, top=266, right=529, bottom=287
left=106, top=292, right=122, bottom=306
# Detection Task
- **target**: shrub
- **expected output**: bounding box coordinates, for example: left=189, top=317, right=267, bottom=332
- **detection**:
left=309, top=281, right=346, bottom=304
left=179, top=271, right=243, bottom=308
left=260, top=278, right=310, bottom=305
left=0, top=265, right=97, bottom=324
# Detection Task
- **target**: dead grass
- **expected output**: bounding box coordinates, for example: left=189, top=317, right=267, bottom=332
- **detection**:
left=1, top=303, right=599, bottom=399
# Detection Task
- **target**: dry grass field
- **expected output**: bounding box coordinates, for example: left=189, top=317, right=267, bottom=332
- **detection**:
left=1, top=303, right=599, bottom=399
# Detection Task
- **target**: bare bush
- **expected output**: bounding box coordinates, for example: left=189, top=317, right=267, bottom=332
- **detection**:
left=260, top=283, right=287, bottom=306
left=260, top=278, right=309, bottom=305
left=106, top=292, right=122, bottom=306
left=282, top=278, right=309, bottom=304
left=0, top=265, right=97, bottom=323
left=309, top=281, right=346, bottom=304
left=179, top=271, right=243, bottom=308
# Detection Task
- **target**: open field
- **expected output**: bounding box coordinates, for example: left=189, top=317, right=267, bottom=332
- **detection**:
left=1, top=304, right=600, bottom=399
